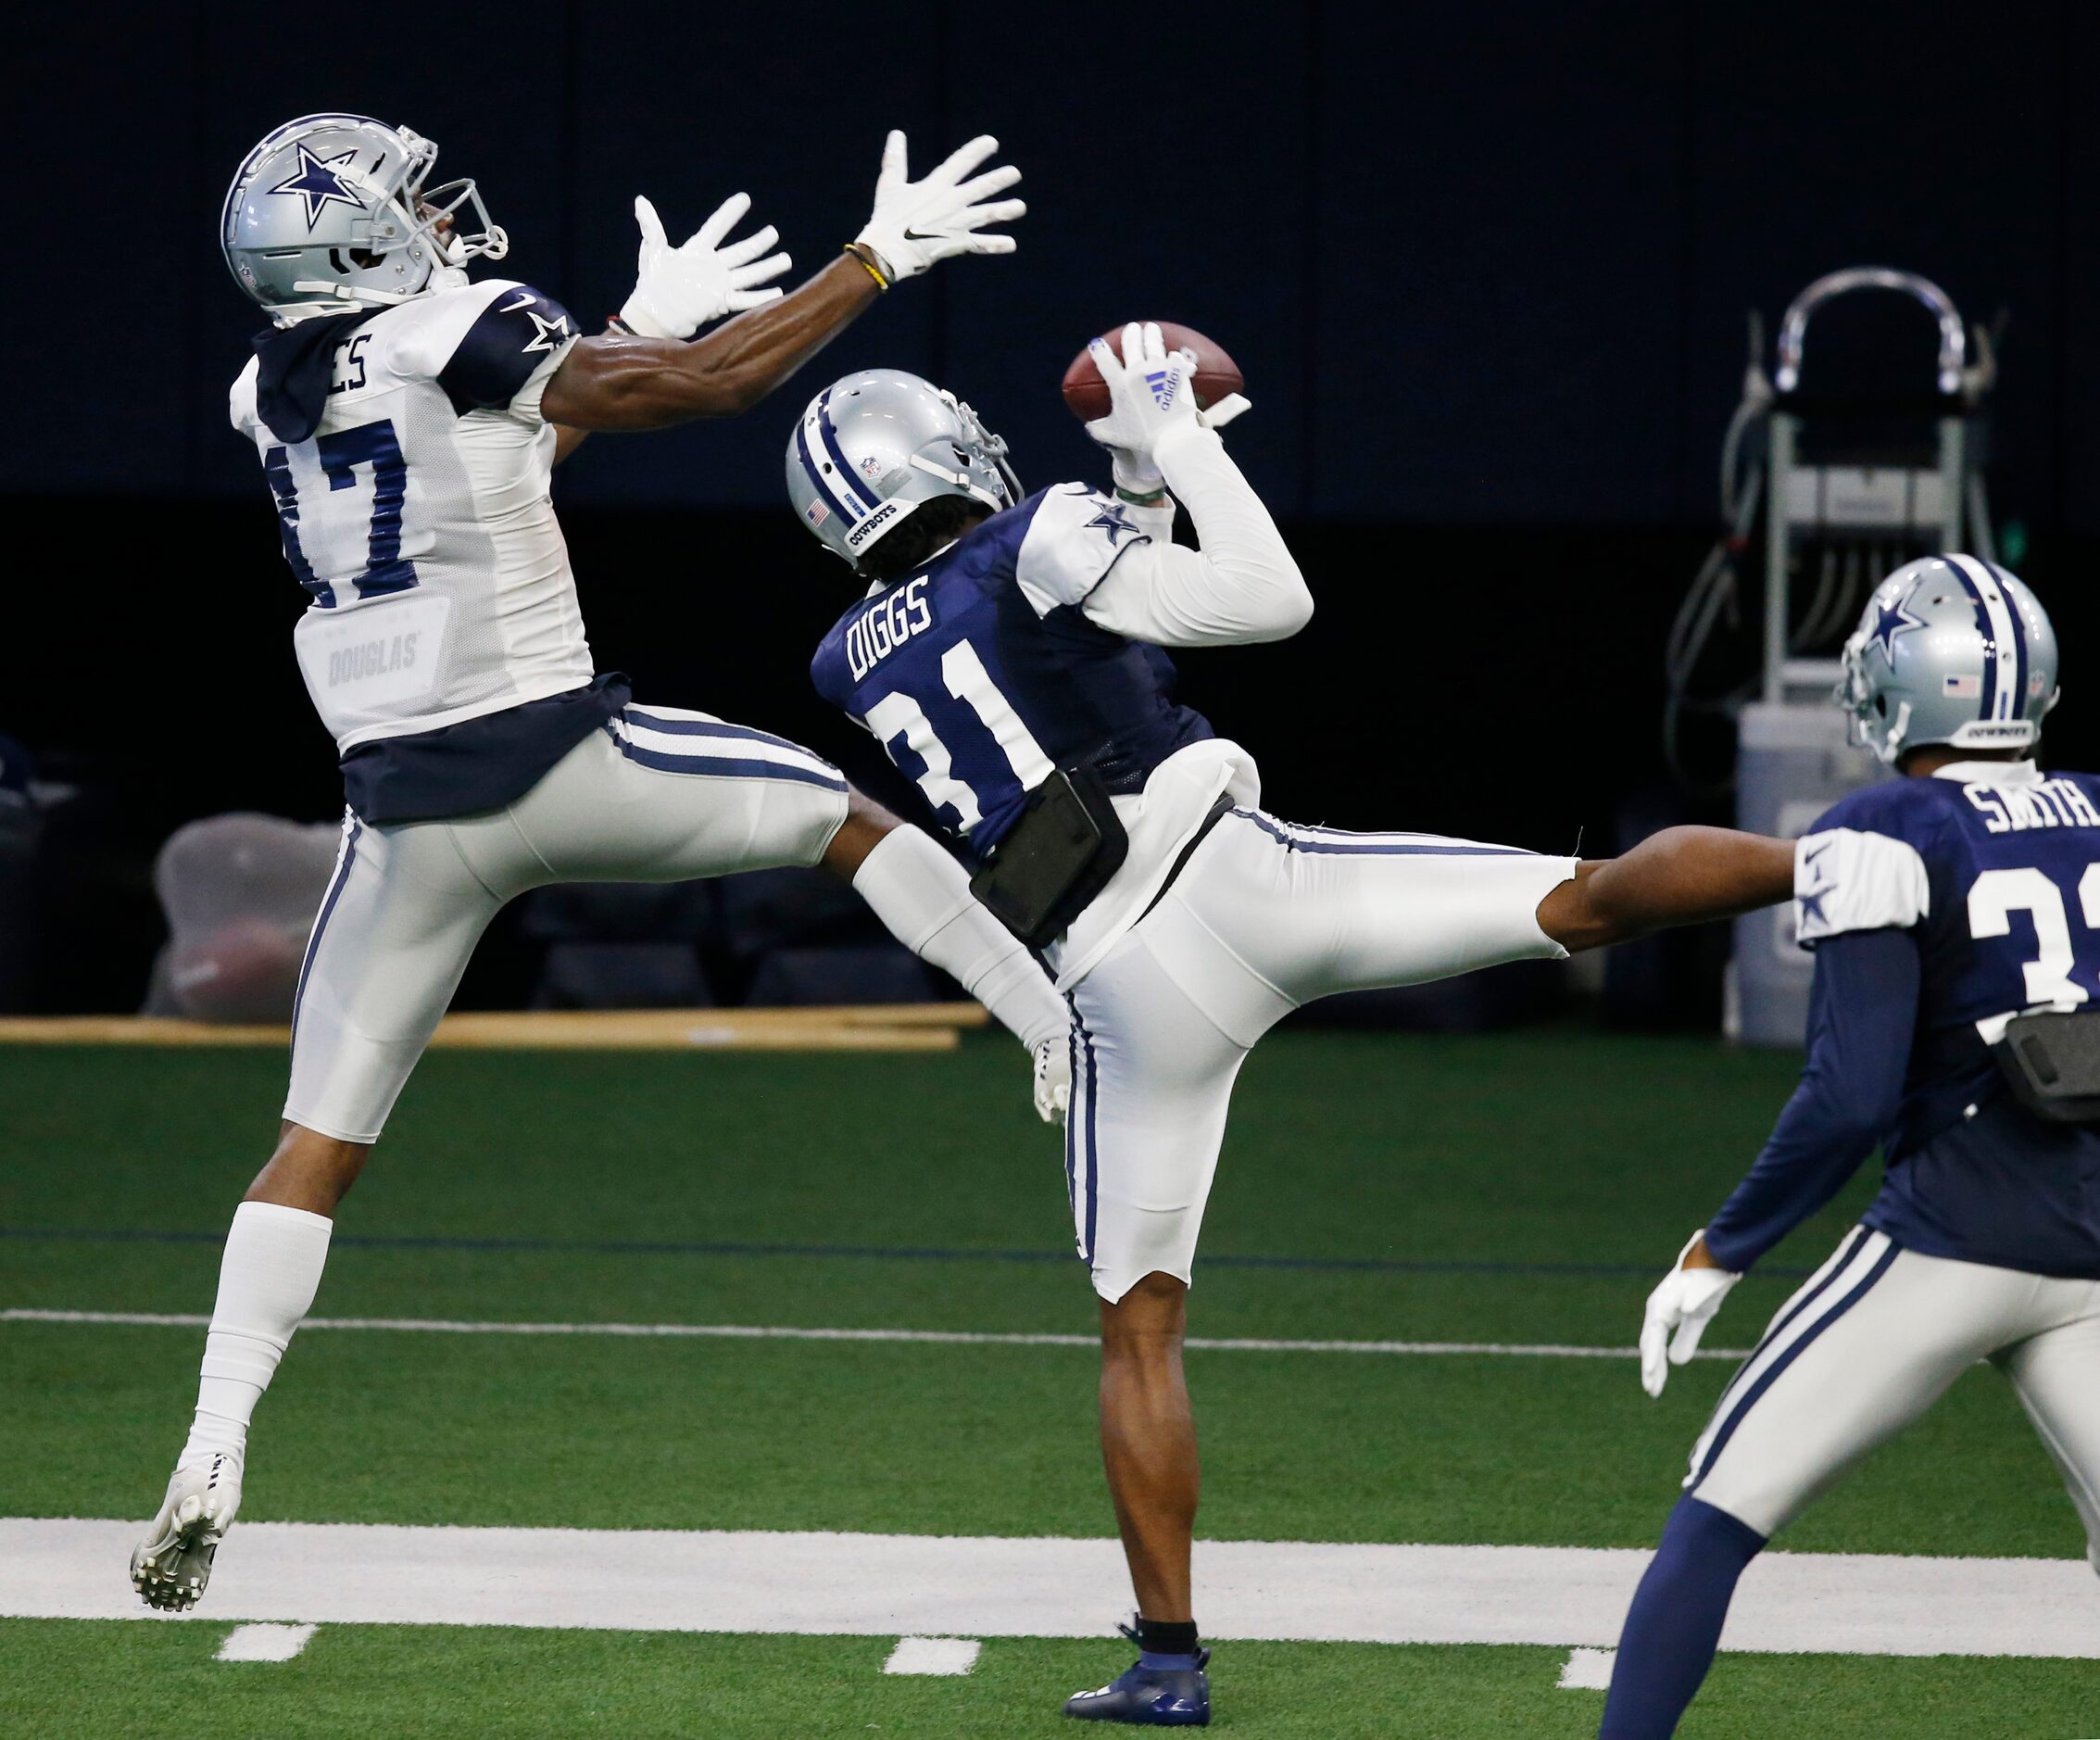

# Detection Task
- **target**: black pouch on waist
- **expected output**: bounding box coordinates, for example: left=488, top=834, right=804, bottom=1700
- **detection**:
left=1992, top=1010, right=2100, bottom=1122
left=968, top=768, right=1130, bottom=949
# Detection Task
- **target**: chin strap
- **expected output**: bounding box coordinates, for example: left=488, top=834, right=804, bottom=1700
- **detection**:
left=906, top=451, right=1005, bottom=508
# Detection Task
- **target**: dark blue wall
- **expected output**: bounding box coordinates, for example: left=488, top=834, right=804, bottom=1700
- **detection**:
left=15, top=0, right=2097, bottom=529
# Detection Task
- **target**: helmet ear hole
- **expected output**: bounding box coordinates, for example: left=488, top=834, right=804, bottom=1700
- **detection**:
left=1875, top=695, right=1888, bottom=717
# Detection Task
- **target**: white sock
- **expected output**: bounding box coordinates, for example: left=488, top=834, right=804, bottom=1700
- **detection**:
left=179, top=1201, right=333, bottom=1468
left=852, top=826, right=1068, bottom=1052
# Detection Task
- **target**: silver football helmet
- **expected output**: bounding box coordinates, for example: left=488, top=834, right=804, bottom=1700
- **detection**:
left=1836, top=554, right=2060, bottom=763
left=222, top=114, right=509, bottom=323
left=787, top=370, right=1021, bottom=571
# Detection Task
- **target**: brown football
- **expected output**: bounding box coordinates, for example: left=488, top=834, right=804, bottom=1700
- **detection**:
left=1062, top=322, right=1244, bottom=422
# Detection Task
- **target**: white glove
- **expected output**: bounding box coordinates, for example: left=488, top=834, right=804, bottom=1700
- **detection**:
left=1033, top=1034, right=1072, bottom=1127
left=1101, top=359, right=1251, bottom=498
left=619, top=194, right=791, bottom=340
left=855, top=132, right=1025, bottom=284
left=1085, top=322, right=1203, bottom=473
left=1639, top=1230, right=1742, bottom=1398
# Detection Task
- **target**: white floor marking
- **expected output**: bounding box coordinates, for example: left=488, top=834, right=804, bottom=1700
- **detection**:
left=883, top=1636, right=982, bottom=1675
left=216, top=1621, right=316, bottom=1662
left=8, top=1519, right=2096, bottom=1659
left=0, top=1309, right=1749, bottom=1363
left=1558, top=1646, right=1615, bottom=1690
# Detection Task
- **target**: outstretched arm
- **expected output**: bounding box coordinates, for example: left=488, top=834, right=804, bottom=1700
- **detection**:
left=1536, top=826, right=1794, bottom=953
left=541, top=256, right=880, bottom=430
left=541, top=132, right=1022, bottom=433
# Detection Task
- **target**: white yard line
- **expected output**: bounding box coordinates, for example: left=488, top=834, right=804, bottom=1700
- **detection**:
left=215, top=1620, right=317, bottom=1661
left=883, top=1636, right=982, bottom=1675
left=0, top=1308, right=1748, bottom=1362
left=7, top=1520, right=2095, bottom=1659
left=1558, top=1646, right=1616, bottom=1689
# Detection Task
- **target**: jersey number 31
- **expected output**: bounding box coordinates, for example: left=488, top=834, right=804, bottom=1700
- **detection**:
left=863, top=640, right=1053, bottom=835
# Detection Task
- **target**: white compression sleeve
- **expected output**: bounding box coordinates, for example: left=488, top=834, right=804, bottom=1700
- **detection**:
left=1081, top=423, right=1314, bottom=648
left=179, top=1201, right=333, bottom=1467
left=851, top=826, right=1068, bottom=1052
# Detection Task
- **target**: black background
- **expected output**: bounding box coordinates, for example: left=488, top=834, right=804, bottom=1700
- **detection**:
left=6, top=0, right=2098, bottom=1008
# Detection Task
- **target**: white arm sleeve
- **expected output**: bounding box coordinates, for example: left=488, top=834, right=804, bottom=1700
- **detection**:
left=1079, top=424, right=1314, bottom=648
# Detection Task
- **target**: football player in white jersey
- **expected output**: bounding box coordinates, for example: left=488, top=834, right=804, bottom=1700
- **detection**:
left=788, top=326, right=1802, bottom=1724
left=130, top=113, right=1068, bottom=1611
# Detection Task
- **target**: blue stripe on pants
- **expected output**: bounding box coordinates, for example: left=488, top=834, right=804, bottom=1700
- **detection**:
left=609, top=734, right=847, bottom=792
left=291, top=814, right=362, bottom=1057
left=1690, top=1236, right=1902, bottom=1491
left=1701, top=1227, right=1869, bottom=1428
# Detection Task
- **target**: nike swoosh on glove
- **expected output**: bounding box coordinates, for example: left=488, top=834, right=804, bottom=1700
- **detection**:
left=855, top=131, right=1025, bottom=284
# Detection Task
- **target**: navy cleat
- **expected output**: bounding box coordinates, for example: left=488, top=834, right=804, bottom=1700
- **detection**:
left=1064, top=1626, right=1211, bottom=1725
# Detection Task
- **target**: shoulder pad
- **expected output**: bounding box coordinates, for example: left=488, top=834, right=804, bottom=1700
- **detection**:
left=385, top=281, right=577, bottom=413
left=437, top=282, right=577, bottom=415
left=1794, top=826, right=1930, bottom=947
left=1013, top=483, right=1156, bottom=616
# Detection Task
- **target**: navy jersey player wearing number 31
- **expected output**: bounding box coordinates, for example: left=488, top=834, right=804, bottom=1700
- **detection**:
left=1602, top=558, right=2100, bottom=1738
left=129, top=112, right=1072, bottom=1614
left=789, top=323, right=1800, bottom=1725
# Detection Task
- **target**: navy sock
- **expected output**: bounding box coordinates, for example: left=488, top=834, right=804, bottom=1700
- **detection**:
left=1598, top=1495, right=1767, bottom=1739
left=1135, top=1616, right=1201, bottom=1671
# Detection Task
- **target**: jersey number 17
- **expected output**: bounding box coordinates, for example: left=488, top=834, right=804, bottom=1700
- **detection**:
left=261, top=419, right=418, bottom=609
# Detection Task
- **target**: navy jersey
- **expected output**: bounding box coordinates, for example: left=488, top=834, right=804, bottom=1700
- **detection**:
left=1707, top=763, right=2100, bottom=1277
left=810, top=485, right=1213, bottom=854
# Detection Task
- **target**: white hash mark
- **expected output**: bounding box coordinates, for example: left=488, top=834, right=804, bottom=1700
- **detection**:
left=217, top=1622, right=317, bottom=1662
left=883, top=1636, right=982, bottom=1675
left=1558, top=1645, right=1615, bottom=1690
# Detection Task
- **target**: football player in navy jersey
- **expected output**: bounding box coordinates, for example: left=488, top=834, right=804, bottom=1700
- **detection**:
left=788, top=324, right=1800, bottom=1725
left=1602, top=558, right=2100, bottom=1738
left=129, top=115, right=1072, bottom=1615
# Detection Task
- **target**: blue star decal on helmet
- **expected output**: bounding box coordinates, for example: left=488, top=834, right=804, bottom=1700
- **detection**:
left=1864, top=580, right=1928, bottom=664
left=1084, top=501, right=1141, bottom=548
left=269, top=144, right=366, bottom=231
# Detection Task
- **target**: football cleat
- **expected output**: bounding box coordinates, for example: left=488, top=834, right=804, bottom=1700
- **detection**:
left=131, top=1453, right=243, bottom=1611
left=1064, top=1629, right=1212, bottom=1725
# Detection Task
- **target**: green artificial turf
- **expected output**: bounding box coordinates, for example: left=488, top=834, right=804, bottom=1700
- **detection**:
left=3, top=1028, right=2094, bottom=1736
left=1, top=1623, right=2095, bottom=1739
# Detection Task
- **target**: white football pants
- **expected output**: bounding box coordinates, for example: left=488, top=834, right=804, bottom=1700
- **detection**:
left=285, top=704, right=849, bottom=1143
left=1687, top=1225, right=2100, bottom=1564
left=1063, top=808, right=1577, bottom=1303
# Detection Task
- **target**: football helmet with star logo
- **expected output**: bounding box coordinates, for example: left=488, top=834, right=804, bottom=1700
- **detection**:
left=1836, top=554, right=2059, bottom=763
left=222, top=114, right=509, bottom=323
left=787, top=369, right=1022, bottom=571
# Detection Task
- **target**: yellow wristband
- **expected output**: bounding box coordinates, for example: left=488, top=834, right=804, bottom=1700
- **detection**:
left=844, top=242, right=892, bottom=291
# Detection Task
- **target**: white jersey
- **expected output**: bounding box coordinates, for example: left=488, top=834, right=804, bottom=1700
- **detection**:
left=231, top=279, right=591, bottom=752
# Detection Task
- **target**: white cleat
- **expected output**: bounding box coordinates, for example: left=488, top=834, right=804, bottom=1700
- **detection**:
left=131, top=1453, right=243, bottom=1611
